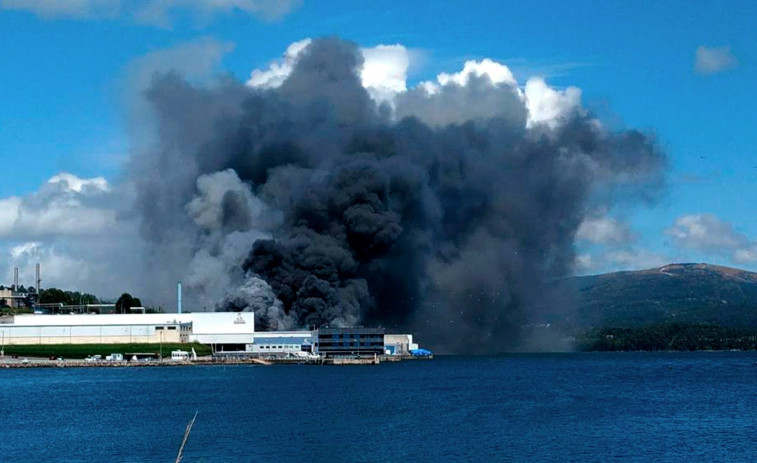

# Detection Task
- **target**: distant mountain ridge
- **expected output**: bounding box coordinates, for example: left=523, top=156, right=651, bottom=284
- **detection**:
left=562, top=263, right=757, bottom=329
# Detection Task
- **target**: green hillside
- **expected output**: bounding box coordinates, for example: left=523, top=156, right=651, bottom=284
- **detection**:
left=564, top=263, right=757, bottom=329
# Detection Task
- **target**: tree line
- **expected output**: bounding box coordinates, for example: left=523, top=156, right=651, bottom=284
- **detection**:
left=0, top=285, right=37, bottom=293
left=38, top=288, right=99, bottom=305
left=578, top=323, right=757, bottom=351
left=1, top=285, right=147, bottom=314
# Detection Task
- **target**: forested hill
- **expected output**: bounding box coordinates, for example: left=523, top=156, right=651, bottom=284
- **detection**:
left=564, top=263, right=757, bottom=329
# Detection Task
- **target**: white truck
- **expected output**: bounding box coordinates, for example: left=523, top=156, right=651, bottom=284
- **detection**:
left=170, top=350, right=190, bottom=361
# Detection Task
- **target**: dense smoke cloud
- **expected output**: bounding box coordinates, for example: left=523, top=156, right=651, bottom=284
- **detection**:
left=129, top=37, right=665, bottom=352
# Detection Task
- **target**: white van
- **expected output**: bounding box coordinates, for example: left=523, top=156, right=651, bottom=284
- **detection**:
left=171, top=350, right=190, bottom=361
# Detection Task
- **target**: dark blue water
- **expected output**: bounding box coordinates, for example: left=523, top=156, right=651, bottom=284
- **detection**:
left=3, top=353, right=757, bottom=462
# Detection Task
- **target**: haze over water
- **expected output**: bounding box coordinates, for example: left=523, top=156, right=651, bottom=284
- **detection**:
left=3, top=353, right=757, bottom=462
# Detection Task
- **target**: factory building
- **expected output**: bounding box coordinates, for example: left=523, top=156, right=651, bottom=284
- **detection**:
left=0, top=312, right=254, bottom=349
left=314, top=327, right=385, bottom=357
left=1, top=265, right=40, bottom=309
left=0, top=310, right=426, bottom=359
left=250, top=328, right=393, bottom=358
left=384, top=334, right=419, bottom=356
left=0, top=320, right=190, bottom=345
left=186, top=312, right=254, bottom=351
left=0, top=288, right=29, bottom=309
left=248, top=330, right=410, bottom=358
left=250, top=331, right=314, bottom=357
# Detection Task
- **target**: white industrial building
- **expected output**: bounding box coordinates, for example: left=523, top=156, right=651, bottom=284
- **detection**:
left=249, top=331, right=314, bottom=357
left=0, top=312, right=254, bottom=350
left=0, top=311, right=425, bottom=357
left=247, top=331, right=417, bottom=358
left=384, top=334, right=418, bottom=356
left=0, top=319, right=191, bottom=345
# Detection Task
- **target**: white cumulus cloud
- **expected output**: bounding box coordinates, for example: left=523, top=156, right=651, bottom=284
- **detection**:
left=1, top=0, right=300, bottom=25
left=0, top=196, right=21, bottom=237
left=0, top=173, right=116, bottom=239
left=665, top=213, right=757, bottom=266
left=248, top=39, right=411, bottom=104
left=574, top=249, right=669, bottom=275
left=695, top=45, right=739, bottom=75
left=48, top=172, right=109, bottom=193
left=3, top=241, right=99, bottom=292
left=361, top=44, right=410, bottom=102
left=0, top=0, right=119, bottom=19
left=135, top=0, right=301, bottom=26
left=429, top=58, right=517, bottom=90
left=246, top=39, right=584, bottom=129
left=576, top=216, right=635, bottom=245
left=524, top=77, right=582, bottom=128
left=734, top=245, right=757, bottom=264
left=665, top=214, right=746, bottom=250
left=0, top=174, right=144, bottom=297
left=247, top=38, right=313, bottom=89
left=9, top=242, right=40, bottom=259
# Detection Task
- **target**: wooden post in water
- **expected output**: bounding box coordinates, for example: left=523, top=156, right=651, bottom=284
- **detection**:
left=175, top=410, right=198, bottom=463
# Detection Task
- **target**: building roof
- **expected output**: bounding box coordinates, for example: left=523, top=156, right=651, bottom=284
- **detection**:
left=10, top=312, right=254, bottom=334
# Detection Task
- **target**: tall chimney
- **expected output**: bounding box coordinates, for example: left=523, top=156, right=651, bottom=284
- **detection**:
left=36, top=263, right=41, bottom=294
left=177, top=281, right=182, bottom=314
left=13, top=267, right=18, bottom=291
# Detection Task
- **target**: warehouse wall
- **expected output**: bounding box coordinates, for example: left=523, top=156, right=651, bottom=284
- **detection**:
left=0, top=324, right=185, bottom=345
left=4, top=312, right=254, bottom=346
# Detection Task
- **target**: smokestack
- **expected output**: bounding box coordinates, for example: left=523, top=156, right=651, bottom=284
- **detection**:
left=177, top=281, right=182, bottom=314
left=36, top=263, right=41, bottom=294
left=13, top=267, right=18, bottom=291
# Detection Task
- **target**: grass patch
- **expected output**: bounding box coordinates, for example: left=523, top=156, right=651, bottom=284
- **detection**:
left=1, top=343, right=212, bottom=359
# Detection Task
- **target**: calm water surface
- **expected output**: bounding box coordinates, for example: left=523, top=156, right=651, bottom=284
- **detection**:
left=2, top=353, right=757, bottom=462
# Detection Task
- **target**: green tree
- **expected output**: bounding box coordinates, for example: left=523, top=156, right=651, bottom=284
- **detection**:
left=115, top=293, right=143, bottom=313
left=38, top=288, right=100, bottom=306
left=39, top=288, right=67, bottom=304
left=23, top=292, right=37, bottom=308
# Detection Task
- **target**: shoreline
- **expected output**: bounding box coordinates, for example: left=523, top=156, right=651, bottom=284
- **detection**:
left=0, top=354, right=432, bottom=369
left=0, top=358, right=272, bottom=369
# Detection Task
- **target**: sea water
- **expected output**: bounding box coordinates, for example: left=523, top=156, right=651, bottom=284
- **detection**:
left=2, top=353, right=757, bottom=462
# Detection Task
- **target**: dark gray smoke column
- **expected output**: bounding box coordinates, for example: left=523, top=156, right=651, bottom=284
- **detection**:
left=131, top=37, right=666, bottom=352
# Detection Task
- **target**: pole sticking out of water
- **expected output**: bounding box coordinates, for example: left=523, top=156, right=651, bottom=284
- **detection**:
left=175, top=410, right=198, bottom=463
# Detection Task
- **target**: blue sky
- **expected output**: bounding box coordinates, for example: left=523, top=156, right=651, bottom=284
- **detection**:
left=1, top=0, right=756, bottom=291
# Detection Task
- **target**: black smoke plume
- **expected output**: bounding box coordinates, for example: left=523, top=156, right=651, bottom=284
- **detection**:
left=130, top=37, right=665, bottom=353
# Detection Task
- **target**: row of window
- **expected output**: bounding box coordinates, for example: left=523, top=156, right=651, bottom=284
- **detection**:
left=258, top=344, right=300, bottom=350
left=316, top=342, right=384, bottom=347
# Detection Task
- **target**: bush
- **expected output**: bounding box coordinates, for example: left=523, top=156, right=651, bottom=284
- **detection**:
left=1, top=343, right=212, bottom=359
